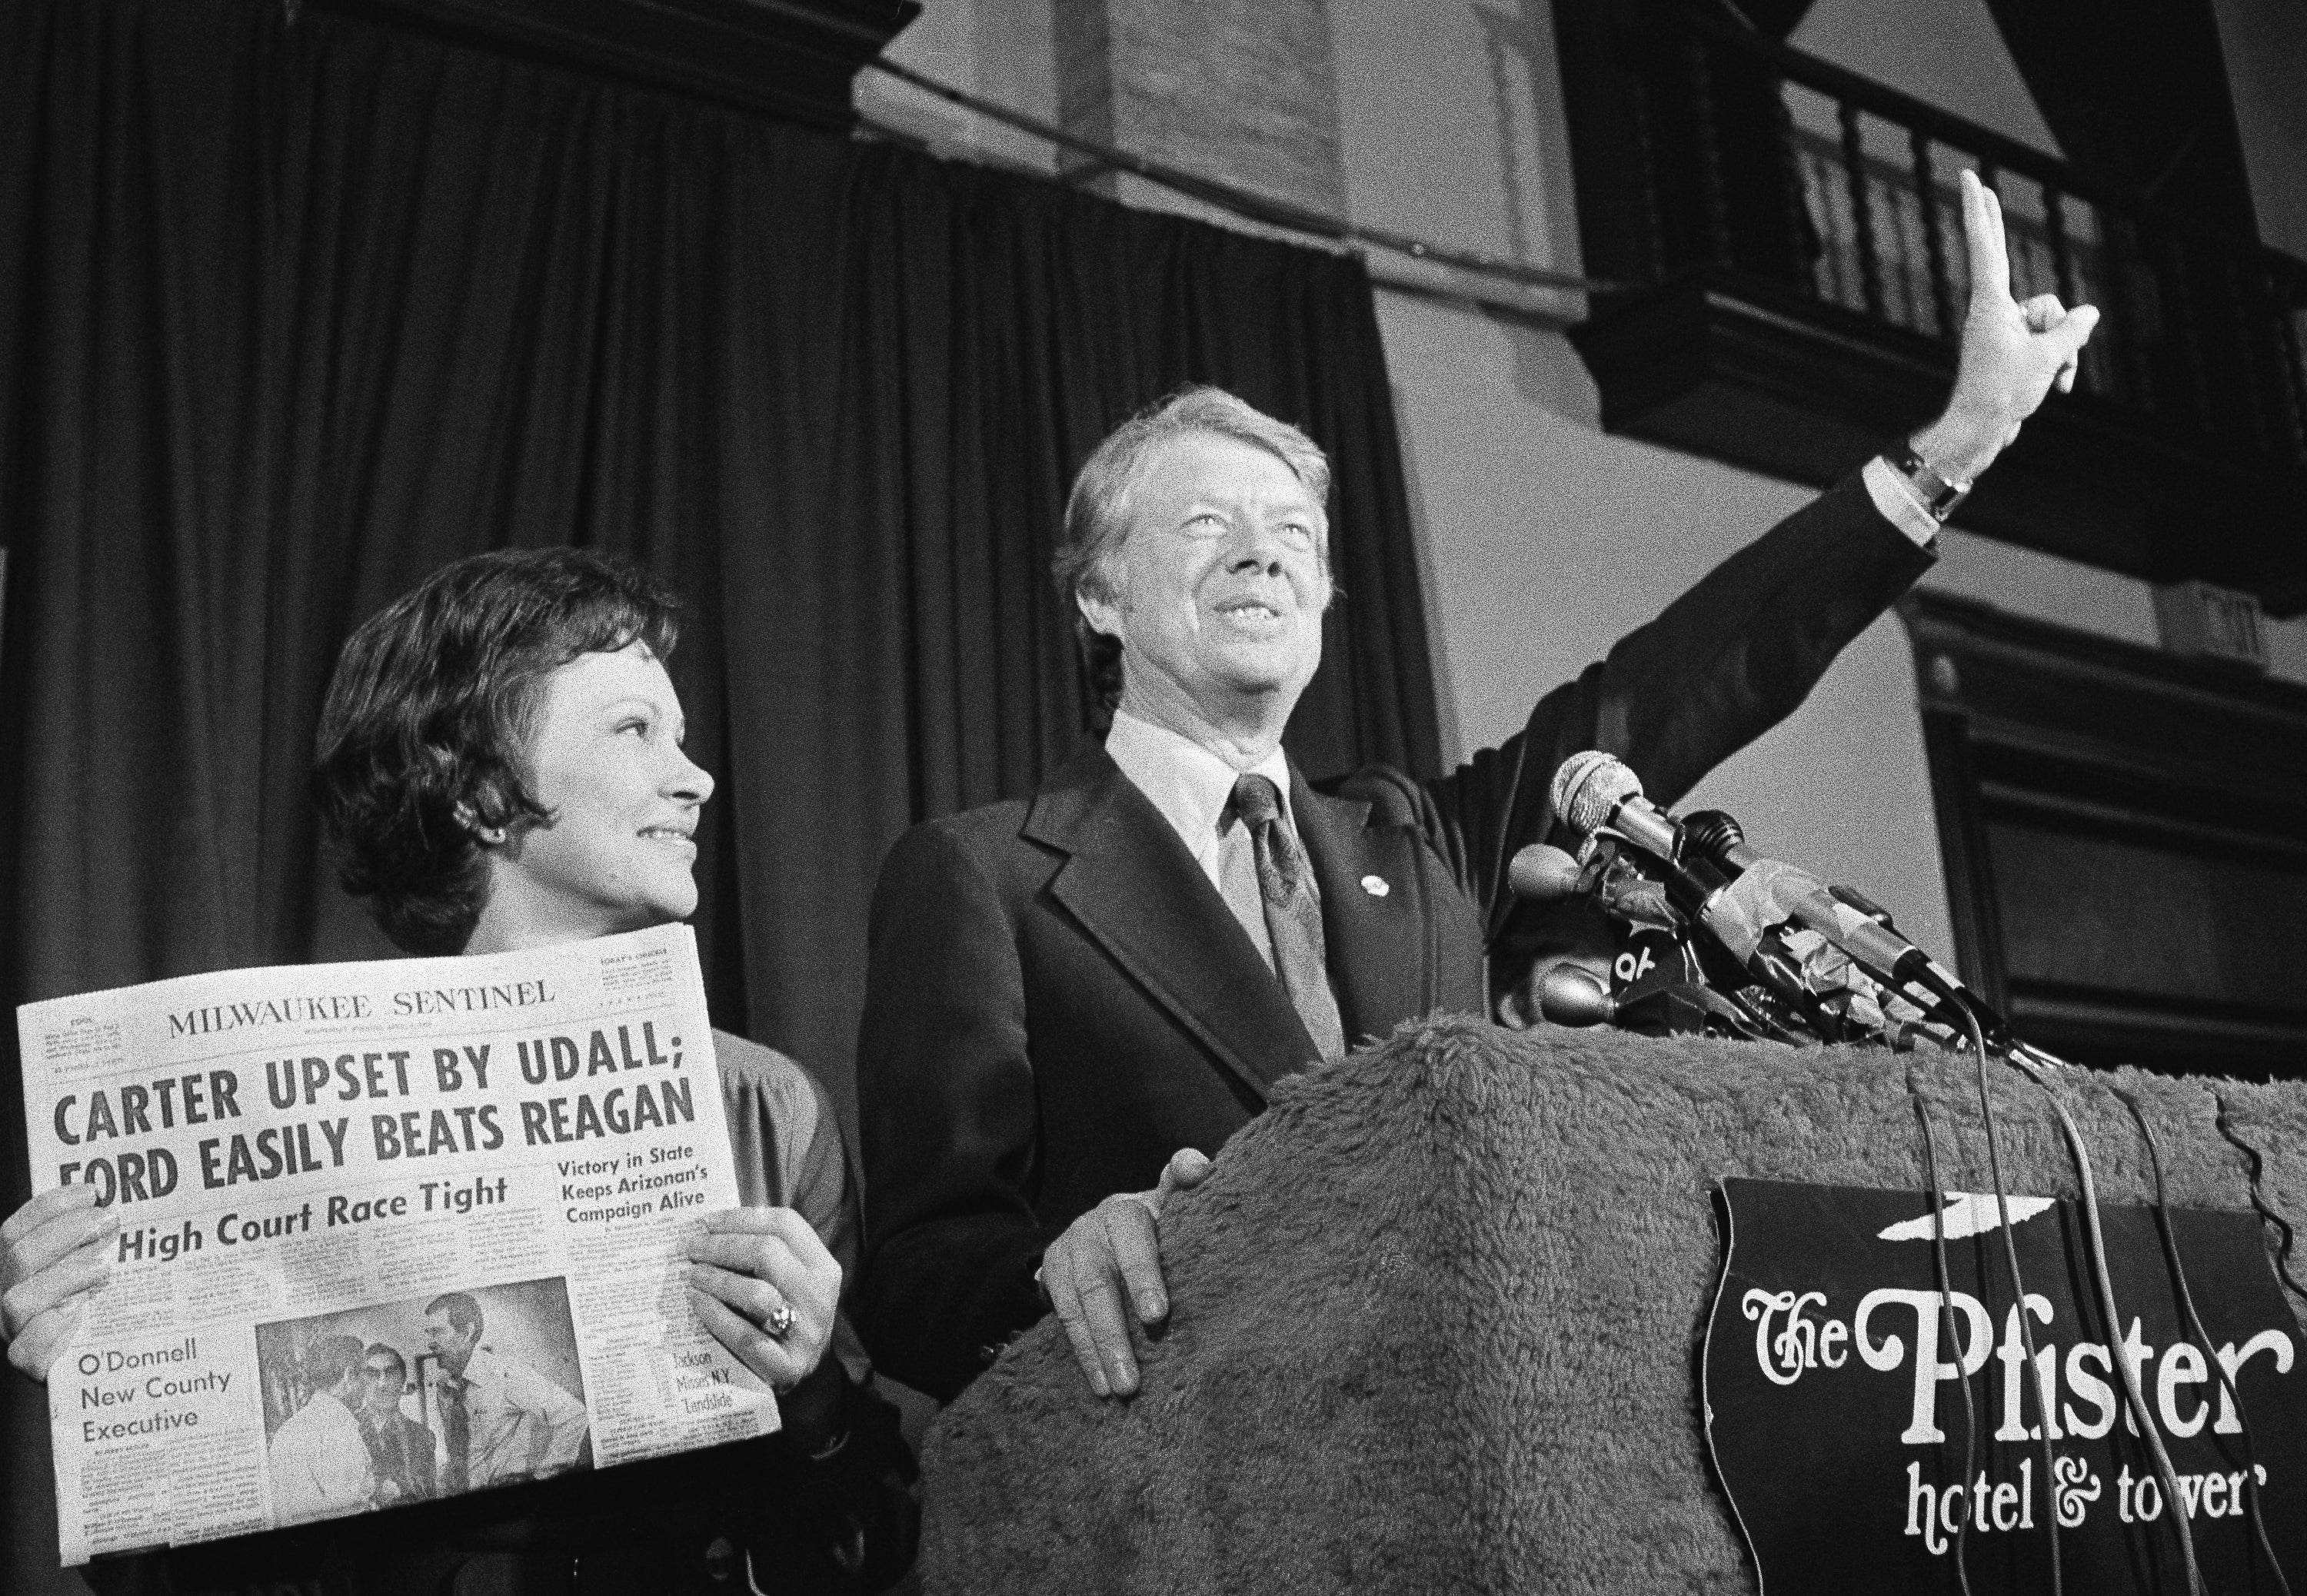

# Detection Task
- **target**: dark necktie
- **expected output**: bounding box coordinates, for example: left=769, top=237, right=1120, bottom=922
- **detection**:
left=1229, top=774, right=1347, bottom=1061
left=439, top=1380, right=470, bottom=1494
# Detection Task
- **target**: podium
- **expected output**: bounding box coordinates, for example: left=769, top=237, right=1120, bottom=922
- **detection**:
left=914, top=1019, right=2307, bottom=1594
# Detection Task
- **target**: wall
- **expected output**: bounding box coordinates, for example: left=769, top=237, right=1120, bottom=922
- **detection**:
left=1789, top=0, right=2307, bottom=683
left=1328, top=0, right=1969, bottom=957
left=1345, top=0, right=2307, bottom=962
left=1789, top=0, right=2062, bottom=158
left=860, top=0, right=2307, bottom=973
left=2215, top=0, right=2307, bottom=262
left=854, top=0, right=1058, bottom=175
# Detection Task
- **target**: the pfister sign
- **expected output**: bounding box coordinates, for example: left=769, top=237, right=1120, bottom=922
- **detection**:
left=1704, top=1179, right=2307, bottom=1594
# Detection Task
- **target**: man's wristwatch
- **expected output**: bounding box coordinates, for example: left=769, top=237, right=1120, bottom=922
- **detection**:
left=1889, top=443, right=1972, bottom=523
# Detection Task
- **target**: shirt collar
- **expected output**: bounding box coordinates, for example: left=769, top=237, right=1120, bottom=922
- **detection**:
left=1105, top=710, right=1295, bottom=866
left=448, top=1348, right=498, bottom=1390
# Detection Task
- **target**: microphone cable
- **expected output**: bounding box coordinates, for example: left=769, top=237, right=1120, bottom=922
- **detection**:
left=2215, top=1092, right=2307, bottom=1590
left=1543, top=747, right=2239, bottom=1594
left=1906, top=1056, right=1980, bottom=1596
left=2113, top=1084, right=2295, bottom=1596
left=2215, top=1099, right=2307, bottom=1309
left=1954, top=999, right=2064, bottom=1596
left=2005, top=1046, right=2206, bottom=1596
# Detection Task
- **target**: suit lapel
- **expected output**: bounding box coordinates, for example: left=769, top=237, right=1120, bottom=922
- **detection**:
left=1293, top=772, right=1433, bottom=1046
left=1028, top=747, right=1317, bottom=1102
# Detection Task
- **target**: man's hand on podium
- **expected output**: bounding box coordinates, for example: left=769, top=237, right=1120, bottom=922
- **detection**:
left=1040, top=1148, right=1213, bottom=1398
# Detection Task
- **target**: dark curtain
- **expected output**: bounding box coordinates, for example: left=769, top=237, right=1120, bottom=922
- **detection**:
left=0, top=0, right=1440, bottom=1585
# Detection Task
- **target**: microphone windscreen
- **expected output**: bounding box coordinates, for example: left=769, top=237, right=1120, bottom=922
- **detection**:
left=1507, top=844, right=1583, bottom=903
left=1536, top=963, right=1616, bottom=1027
left=1550, top=750, right=1643, bottom=843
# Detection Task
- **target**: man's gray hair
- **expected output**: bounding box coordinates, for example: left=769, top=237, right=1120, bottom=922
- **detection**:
left=1052, top=387, right=1333, bottom=711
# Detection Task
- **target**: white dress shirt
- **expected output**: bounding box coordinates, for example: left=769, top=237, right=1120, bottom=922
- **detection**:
left=1862, top=456, right=1945, bottom=546
left=1104, top=709, right=1302, bottom=969
left=442, top=1345, right=589, bottom=1488
left=268, top=1388, right=375, bottom=1525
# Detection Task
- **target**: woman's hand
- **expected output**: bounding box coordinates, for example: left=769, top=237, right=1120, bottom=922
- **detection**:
left=2, top=1185, right=117, bottom=1380
left=683, top=1208, right=843, bottom=1396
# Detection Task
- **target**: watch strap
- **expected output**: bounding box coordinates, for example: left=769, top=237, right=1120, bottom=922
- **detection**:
left=1889, top=444, right=1971, bottom=521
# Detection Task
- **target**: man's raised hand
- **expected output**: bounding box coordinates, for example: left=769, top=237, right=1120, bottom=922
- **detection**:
left=1040, top=1147, right=1213, bottom=1399
left=1926, top=168, right=2102, bottom=478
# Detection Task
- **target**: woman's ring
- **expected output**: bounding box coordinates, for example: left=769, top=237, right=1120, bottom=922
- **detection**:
left=764, top=1302, right=795, bottom=1339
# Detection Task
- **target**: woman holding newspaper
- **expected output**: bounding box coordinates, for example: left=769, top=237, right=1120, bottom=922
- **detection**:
left=2, top=548, right=917, bottom=1594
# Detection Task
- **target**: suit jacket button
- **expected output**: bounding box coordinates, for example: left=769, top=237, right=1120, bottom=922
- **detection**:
left=1360, top=875, right=1390, bottom=897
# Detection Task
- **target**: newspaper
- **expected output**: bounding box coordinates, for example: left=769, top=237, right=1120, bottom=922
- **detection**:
left=15, top=925, right=779, bottom=1566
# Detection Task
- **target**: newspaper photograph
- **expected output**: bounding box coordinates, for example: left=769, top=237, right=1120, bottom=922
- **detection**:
left=15, top=924, right=778, bottom=1566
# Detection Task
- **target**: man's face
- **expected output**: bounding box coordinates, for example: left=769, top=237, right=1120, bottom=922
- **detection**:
left=1079, top=432, right=1330, bottom=727
left=423, top=1310, right=478, bottom=1376
left=361, top=1356, right=404, bottom=1420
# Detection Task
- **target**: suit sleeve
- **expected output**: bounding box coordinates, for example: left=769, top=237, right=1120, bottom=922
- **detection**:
left=784, top=1089, right=882, bottom=1390
left=504, top=1362, right=588, bottom=1474
left=714, top=1035, right=923, bottom=1591
left=853, top=820, right=1054, bottom=1401
left=719, top=1036, right=877, bottom=1385
left=1413, top=473, right=1935, bottom=934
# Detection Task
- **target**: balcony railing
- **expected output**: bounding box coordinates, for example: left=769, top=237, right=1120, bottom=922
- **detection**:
left=1553, top=0, right=2307, bottom=607
left=1788, top=114, right=2304, bottom=465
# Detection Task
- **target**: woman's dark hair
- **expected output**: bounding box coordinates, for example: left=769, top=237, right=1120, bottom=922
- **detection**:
left=312, top=547, right=681, bottom=956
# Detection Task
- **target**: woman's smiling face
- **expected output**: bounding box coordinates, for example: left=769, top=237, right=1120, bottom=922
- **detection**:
left=483, top=642, right=714, bottom=944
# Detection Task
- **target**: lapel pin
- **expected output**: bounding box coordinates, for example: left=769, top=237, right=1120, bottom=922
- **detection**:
left=1360, top=875, right=1390, bottom=898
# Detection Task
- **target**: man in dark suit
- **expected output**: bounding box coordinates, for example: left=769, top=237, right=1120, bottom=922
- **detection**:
left=355, top=1342, right=437, bottom=1506
left=853, top=172, right=2098, bottom=1404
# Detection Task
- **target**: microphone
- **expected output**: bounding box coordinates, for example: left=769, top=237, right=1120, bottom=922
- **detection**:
left=1506, top=843, right=1583, bottom=903
left=1703, top=859, right=1992, bottom=1029
left=1510, top=838, right=1680, bottom=931
left=1548, top=752, right=2004, bottom=1042
left=1546, top=752, right=1736, bottom=914
left=1550, top=750, right=1681, bottom=864
left=1536, top=964, right=1616, bottom=1027
left=1679, top=808, right=1759, bottom=875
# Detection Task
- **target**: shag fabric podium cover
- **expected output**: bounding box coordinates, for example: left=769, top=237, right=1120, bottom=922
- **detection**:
left=917, top=1019, right=2307, bottom=1594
